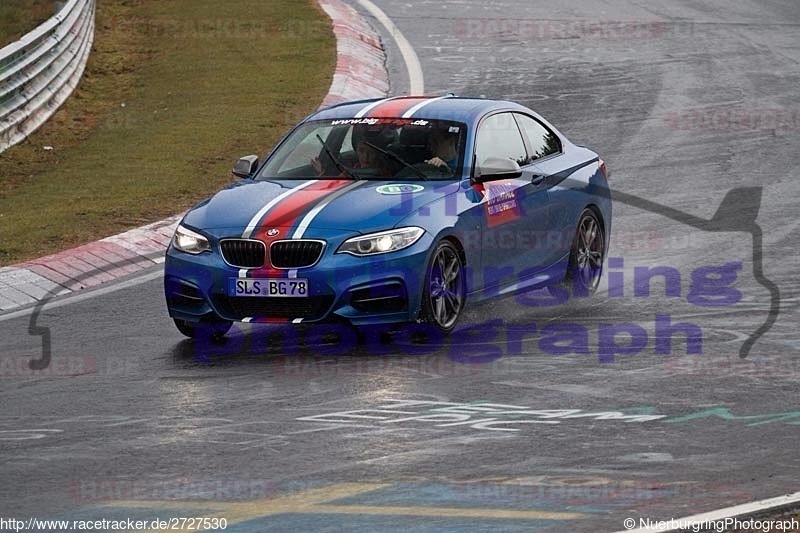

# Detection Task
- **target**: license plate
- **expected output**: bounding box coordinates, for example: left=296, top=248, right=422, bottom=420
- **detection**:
left=229, top=278, right=309, bottom=298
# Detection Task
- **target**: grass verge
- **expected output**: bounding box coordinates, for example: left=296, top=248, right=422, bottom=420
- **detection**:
left=0, top=0, right=335, bottom=265
left=0, top=0, right=55, bottom=48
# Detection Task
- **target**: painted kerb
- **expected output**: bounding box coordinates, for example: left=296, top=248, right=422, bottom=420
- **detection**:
left=0, top=0, right=96, bottom=153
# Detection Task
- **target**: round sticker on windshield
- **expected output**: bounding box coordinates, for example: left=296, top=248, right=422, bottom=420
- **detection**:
left=376, top=184, right=425, bottom=195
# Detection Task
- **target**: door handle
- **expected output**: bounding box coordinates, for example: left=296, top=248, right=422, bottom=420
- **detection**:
left=531, top=174, right=546, bottom=185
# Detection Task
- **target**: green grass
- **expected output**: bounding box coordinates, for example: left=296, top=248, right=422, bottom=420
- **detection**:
left=0, top=0, right=335, bottom=265
left=0, top=0, right=54, bottom=48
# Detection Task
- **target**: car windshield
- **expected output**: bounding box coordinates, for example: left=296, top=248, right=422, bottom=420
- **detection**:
left=256, top=118, right=467, bottom=181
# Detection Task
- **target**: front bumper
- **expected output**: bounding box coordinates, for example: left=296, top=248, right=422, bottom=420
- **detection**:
left=164, top=232, right=434, bottom=327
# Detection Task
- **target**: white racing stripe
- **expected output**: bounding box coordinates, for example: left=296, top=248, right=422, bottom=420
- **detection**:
left=401, top=95, right=451, bottom=118
left=238, top=179, right=320, bottom=278
left=291, top=180, right=365, bottom=239
left=241, top=179, right=362, bottom=323
left=242, top=180, right=319, bottom=239
left=354, top=96, right=397, bottom=118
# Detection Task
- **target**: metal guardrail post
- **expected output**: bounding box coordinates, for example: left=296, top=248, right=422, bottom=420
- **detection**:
left=0, top=0, right=96, bottom=153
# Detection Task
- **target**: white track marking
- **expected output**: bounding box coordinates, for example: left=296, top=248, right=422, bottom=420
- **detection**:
left=619, top=491, right=800, bottom=532
left=357, top=0, right=424, bottom=94
left=0, top=269, right=163, bottom=323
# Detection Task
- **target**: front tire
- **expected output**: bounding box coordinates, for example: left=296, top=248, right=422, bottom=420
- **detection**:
left=420, top=240, right=466, bottom=333
left=173, top=317, right=233, bottom=342
left=564, top=208, right=605, bottom=295
left=173, top=318, right=197, bottom=338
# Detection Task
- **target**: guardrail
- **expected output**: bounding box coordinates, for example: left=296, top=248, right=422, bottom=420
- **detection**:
left=0, top=0, right=96, bottom=154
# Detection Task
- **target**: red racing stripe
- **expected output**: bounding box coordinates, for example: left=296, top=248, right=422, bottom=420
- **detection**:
left=252, top=180, right=351, bottom=240
left=250, top=317, right=292, bottom=324
left=247, top=179, right=352, bottom=279
left=239, top=179, right=356, bottom=321
left=365, top=97, right=430, bottom=118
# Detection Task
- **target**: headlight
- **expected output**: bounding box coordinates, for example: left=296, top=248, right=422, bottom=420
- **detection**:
left=172, top=224, right=210, bottom=254
left=337, top=227, right=424, bottom=256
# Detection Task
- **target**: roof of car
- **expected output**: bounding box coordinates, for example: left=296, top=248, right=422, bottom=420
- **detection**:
left=310, top=95, right=531, bottom=124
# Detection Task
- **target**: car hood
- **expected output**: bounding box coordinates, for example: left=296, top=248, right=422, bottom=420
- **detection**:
left=182, top=178, right=458, bottom=238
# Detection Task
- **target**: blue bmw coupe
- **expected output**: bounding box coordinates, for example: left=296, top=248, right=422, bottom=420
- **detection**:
left=164, top=95, right=611, bottom=339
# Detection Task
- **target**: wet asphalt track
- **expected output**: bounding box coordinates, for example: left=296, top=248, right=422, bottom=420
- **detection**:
left=2, top=0, right=799, bottom=531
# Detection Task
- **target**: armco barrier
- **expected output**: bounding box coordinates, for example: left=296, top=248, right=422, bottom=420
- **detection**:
left=0, top=0, right=95, bottom=153
left=0, top=0, right=389, bottom=313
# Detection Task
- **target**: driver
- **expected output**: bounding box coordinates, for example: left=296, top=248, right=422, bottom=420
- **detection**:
left=424, top=128, right=459, bottom=171
left=352, top=126, right=388, bottom=169
left=312, top=125, right=396, bottom=177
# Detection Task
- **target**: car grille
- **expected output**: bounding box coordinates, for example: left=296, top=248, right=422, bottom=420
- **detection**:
left=220, top=239, right=266, bottom=269
left=270, top=240, right=325, bottom=269
left=214, top=295, right=335, bottom=321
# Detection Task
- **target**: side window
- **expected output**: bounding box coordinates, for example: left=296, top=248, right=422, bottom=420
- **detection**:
left=514, top=113, right=561, bottom=161
left=475, top=112, right=527, bottom=167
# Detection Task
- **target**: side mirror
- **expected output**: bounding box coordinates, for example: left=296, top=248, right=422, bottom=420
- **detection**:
left=474, top=157, right=522, bottom=183
left=232, top=155, right=259, bottom=179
